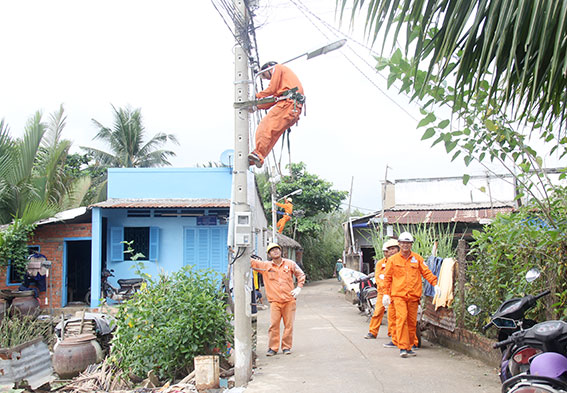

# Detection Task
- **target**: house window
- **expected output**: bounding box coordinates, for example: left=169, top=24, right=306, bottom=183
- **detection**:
left=124, top=227, right=150, bottom=260
left=7, top=246, right=40, bottom=285
left=110, top=226, right=159, bottom=262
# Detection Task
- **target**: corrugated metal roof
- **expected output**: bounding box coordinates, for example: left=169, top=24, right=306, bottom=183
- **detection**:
left=384, top=206, right=514, bottom=224
left=90, top=198, right=230, bottom=209
left=0, top=338, right=55, bottom=389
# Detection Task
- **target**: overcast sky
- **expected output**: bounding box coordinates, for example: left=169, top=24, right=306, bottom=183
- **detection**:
left=0, top=0, right=538, bottom=213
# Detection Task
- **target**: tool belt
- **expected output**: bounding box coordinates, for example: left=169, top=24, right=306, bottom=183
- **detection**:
left=233, top=87, right=305, bottom=111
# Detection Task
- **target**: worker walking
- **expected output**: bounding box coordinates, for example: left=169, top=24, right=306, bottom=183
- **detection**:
left=365, top=239, right=400, bottom=339
left=251, top=243, right=306, bottom=356
left=248, top=62, right=305, bottom=168
left=275, top=197, right=293, bottom=233
left=383, top=232, right=439, bottom=358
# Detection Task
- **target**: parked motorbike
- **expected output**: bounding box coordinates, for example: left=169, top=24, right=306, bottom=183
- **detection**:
left=496, top=320, right=567, bottom=392
left=351, top=274, right=377, bottom=317
left=85, top=268, right=144, bottom=304
left=469, top=268, right=550, bottom=382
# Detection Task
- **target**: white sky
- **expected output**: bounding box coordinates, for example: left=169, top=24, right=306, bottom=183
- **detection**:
left=0, top=0, right=550, bottom=213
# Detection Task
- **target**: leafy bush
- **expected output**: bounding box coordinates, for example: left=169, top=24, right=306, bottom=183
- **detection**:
left=301, top=211, right=347, bottom=280
left=464, top=186, right=567, bottom=334
left=109, top=266, right=233, bottom=381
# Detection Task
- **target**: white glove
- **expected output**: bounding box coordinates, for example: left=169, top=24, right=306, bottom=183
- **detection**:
left=291, top=287, right=302, bottom=298
left=434, top=285, right=442, bottom=297
left=382, top=294, right=391, bottom=307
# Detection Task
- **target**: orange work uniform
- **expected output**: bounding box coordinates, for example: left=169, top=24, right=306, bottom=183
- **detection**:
left=250, top=257, right=306, bottom=352
left=368, top=257, right=388, bottom=337
left=383, top=251, right=437, bottom=351
left=251, top=64, right=304, bottom=164
left=275, top=201, right=293, bottom=233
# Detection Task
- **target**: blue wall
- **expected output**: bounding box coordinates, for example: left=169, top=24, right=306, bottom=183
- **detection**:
left=102, top=210, right=228, bottom=288
left=107, top=167, right=232, bottom=199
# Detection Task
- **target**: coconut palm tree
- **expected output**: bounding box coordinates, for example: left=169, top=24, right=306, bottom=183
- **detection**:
left=83, top=105, right=179, bottom=168
left=0, top=106, right=88, bottom=225
left=339, top=0, right=567, bottom=128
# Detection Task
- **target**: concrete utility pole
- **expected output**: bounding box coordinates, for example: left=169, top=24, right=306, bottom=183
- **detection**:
left=233, top=0, right=252, bottom=385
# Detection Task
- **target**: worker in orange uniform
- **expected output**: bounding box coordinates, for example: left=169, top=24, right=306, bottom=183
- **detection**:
left=382, top=232, right=440, bottom=358
left=364, top=239, right=400, bottom=339
left=248, top=62, right=305, bottom=168
left=275, top=197, right=293, bottom=233
left=251, top=243, right=306, bottom=356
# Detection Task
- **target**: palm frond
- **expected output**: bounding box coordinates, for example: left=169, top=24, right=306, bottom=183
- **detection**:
left=339, top=0, right=567, bottom=130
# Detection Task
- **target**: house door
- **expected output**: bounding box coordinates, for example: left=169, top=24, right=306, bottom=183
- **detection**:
left=183, top=227, right=228, bottom=274
left=65, top=240, right=91, bottom=305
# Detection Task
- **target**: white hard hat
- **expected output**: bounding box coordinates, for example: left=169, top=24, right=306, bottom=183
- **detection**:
left=287, top=197, right=292, bottom=202
left=398, top=232, right=414, bottom=242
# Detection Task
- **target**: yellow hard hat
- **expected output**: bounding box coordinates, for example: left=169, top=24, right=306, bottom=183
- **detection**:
left=383, top=239, right=399, bottom=249
left=267, top=242, right=282, bottom=253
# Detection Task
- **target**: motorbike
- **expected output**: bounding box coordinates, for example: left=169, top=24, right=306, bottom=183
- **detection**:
left=85, top=268, right=144, bottom=304
left=351, top=273, right=377, bottom=317
left=469, top=268, right=550, bottom=382
left=496, top=320, right=567, bottom=392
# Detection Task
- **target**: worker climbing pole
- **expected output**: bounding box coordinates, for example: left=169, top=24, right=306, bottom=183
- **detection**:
left=275, top=197, right=293, bottom=233
left=247, top=62, right=305, bottom=169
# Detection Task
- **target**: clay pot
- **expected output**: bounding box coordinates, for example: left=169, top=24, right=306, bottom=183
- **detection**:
left=53, top=334, right=99, bottom=379
left=10, top=290, right=39, bottom=317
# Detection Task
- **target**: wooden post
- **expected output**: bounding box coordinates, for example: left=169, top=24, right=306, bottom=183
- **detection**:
left=457, top=239, right=467, bottom=329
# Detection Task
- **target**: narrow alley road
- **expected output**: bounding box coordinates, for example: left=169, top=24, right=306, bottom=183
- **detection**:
left=244, top=279, right=500, bottom=393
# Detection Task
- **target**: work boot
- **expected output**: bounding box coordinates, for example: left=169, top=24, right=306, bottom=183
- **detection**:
left=399, top=349, right=408, bottom=358
left=248, top=152, right=263, bottom=168
left=266, top=349, right=277, bottom=356
left=282, top=349, right=292, bottom=355
left=383, top=341, right=396, bottom=348
left=364, top=333, right=376, bottom=339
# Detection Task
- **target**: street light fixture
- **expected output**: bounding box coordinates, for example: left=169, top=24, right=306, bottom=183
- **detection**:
left=255, top=39, right=347, bottom=77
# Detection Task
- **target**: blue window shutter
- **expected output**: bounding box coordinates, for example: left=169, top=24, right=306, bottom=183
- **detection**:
left=110, top=227, right=124, bottom=262
left=197, top=228, right=210, bottom=270
left=210, top=228, right=222, bottom=273
left=184, top=228, right=196, bottom=266
left=149, top=227, right=159, bottom=262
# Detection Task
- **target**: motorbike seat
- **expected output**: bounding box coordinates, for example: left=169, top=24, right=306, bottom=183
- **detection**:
left=118, top=278, right=144, bottom=287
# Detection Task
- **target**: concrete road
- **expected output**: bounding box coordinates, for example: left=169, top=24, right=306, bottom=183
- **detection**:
left=244, top=279, right=501, bottom=393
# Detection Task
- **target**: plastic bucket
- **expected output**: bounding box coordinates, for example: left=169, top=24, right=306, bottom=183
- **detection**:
left=194, top=355, right=219, bottom=390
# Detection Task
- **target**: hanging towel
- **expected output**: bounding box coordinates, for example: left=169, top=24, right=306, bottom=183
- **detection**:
left=423, top=256, right=443, bottom=297
left=433, top=258, right=457, bottom=310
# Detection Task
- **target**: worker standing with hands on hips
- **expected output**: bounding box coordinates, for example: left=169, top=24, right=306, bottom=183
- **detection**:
left=364, top=239, right=400, bottom=339
left=382, top=232, right=440, bottom=358
left=251, top=243, right=306, bottom=356
left=248, top=62, right=305, bottom=168
left=275, top=197, right=293, bottom=233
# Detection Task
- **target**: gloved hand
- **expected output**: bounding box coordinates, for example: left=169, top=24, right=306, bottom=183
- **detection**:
left=291, top=287, right=302, bottom=298
left=434, top=285, right=442, bottom=297
left=382, top=294, right=391, bottom=307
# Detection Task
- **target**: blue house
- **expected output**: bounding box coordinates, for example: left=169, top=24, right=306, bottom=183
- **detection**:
left=88, top=167, right=269, bottom=307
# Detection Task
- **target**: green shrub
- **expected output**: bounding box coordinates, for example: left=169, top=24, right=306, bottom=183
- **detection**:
left=109, top=266, right=233, bottom=381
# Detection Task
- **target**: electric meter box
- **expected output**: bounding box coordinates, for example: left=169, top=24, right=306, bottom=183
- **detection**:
left=235, top=212, right=252, bottom=247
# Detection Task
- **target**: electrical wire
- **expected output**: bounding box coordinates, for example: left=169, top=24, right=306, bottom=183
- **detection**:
left=288, top=0, right=419, bottom=121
